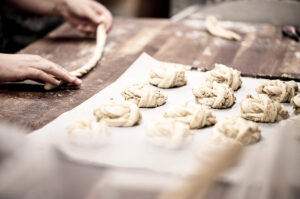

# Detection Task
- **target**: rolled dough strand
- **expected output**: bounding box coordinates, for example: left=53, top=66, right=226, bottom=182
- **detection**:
left=44, top=24, right=107, bottom=90
left=205, top=16, right=241, bottom=41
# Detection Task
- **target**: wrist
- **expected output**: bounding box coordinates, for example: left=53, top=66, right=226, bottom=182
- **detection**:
left=53, top=0, right=68, bottom=16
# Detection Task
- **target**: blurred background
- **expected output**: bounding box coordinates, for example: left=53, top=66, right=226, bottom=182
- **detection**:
left=0, top=0, right=299, bottom=53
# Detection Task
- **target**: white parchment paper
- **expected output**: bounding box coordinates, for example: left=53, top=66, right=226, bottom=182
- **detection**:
left=29, top=53, right=298, bottom=178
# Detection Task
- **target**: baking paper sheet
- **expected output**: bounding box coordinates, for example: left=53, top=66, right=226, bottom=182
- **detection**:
left=29, top=53, right=298, bottom=179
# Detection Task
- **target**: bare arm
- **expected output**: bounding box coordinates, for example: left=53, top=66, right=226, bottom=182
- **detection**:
left=6, top=0, right=62, bottom=15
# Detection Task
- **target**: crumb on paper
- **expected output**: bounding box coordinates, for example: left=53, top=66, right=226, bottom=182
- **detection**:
left=202, top=47, right=212, bottom=56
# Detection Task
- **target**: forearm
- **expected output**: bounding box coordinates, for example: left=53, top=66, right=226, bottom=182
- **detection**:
left=5, top=0, right=66, bottom=16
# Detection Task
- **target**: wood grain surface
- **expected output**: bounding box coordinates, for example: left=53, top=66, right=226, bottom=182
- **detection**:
left=0, top=17, right=299, bottom=131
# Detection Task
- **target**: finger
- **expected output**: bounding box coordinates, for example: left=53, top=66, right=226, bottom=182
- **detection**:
left=84, top=6, right=104, bottom=25
left=25, top=68, right=61, bottom=86
left=32, top=59, right=82, bottom=86
left=90, top=2, right=113, bottom=31
left=104, top=12, right=113, bottom=32
left=78, top=24, right=97, bottom=33
left=62, top=11, right=90, bottom=28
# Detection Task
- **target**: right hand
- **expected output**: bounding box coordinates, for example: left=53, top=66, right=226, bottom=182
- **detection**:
left=56, top=0, right=113, bottom=33
left=0, top=53, right=82, bottom=86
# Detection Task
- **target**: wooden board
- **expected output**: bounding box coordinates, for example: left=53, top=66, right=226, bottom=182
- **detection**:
left=0, top=17, right=299, bottom=131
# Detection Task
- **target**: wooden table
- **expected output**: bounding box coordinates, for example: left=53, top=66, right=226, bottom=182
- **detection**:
left=0, top=17, right=299, bottom=131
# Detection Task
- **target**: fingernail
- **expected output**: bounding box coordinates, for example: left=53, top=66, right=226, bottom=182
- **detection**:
left=55, top=80, right=61, bottom=86
left=70, top=76, right=76, bottom=81
left=97, top=16, right=105, bottom=23
left=75, top=79, right=82, bottom=85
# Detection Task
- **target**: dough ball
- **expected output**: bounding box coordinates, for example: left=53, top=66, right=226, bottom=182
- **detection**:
left=240, top=94, right=289, bottom=123
left=256, top=80, right=298, bottom=102
left=213, top=117, right=261, bottom=145
left=192, top=81, right=236, bottom=109
left=163, top=101, right=216, bottom=129
left=145, top=119, right=193, bottom=149
left=205, top=64, right=242, bottom=91
left=122, top=83, right=167, bottom=108
left=67, top=118, right=109, bottom=147
left=93, top=101, right=141, bottom=127
left=149, top=62, right=187, bottom=88
left=291, top=94, right=300, bottom=115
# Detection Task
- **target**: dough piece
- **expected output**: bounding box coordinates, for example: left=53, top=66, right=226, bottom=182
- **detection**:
left=206, top=64, right=242, bottom=91
left=213, top=117, right=261, bottom=145
left=44, top=24, right=107, bottom=90
left=240, top=94, right=289, bottom=123
left=291, top=94, right=300, bottom=115
left=67, top=118, right=109, bottom=147
left=122, top=84, right=167, bottom=108
left=192, top=82, right=236, bottom=109
left=256, top=80, right=298, bottom=102
left=149, top=62, right=187, bottom=88
left=145, top=119, right=193, bottom=149
left=205, top=16, right=241, bottom=41
left=93, top=101, right=141, bottom=127
left=163, top=101, right=216, bottom=129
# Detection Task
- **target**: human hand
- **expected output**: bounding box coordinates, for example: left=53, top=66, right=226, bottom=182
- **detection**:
left=56, top=0, right=113, bottom=33
left=0, top=54, right=82, bottom=86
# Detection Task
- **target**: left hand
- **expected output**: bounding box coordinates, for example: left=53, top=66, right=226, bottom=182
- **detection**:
left=56, top=0, right=113, bottom=33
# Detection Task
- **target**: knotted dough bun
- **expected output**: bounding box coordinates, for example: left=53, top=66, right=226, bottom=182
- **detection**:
left=149, top=62, right=187, bottom=88
left=145, top=119, right=193, bottom=149
left=213, top=117, right=261, bottom=145
left=93, top=101, right=141, bottom=127
left=256, top=80, right=298, bottom=102
left=193, top=82, right=236, bottom=109
left=66, top=118, right=109, bottom=147
left=206, top=64, right=242, bottom=91
left=122, top=84, right=167, bottom=108
left=291, top=94, right=300, bottom=115
left=240, top=94, right=289, bottom=123
left=163, top=101, right=216, bottom=129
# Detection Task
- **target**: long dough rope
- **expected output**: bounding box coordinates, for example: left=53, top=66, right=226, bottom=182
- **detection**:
left=44, top=24, right=107, bottom=90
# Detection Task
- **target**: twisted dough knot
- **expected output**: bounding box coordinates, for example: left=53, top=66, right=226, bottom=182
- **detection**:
left=145, top=119, right=193, bottom=149
left=291, top=94, right=300, bottom=115
left=163, top=101, right=216, bottom=129
left=240, top=94, right=289, bottom=123
left=122, top=84, right=167, bottom=108
left=93, top=101, right=141, bottom=127
left=256, top=80, right=298, bottom=102
left=206, top=64, right=242, bottom=91
left=149, top=63, right=187, bottom=88
left=193, top=82, right=236, bottom=109
left=67, top=118, right=109, bottom=147
left=213, top=117, right=261, bottom=145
